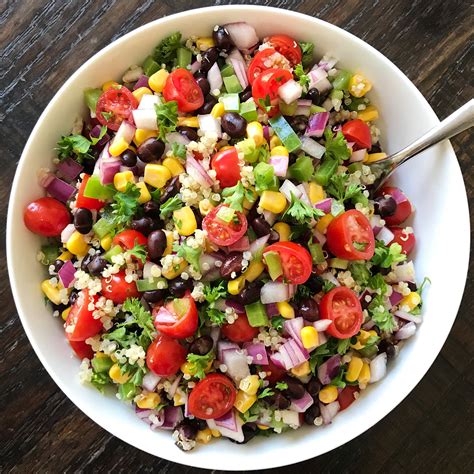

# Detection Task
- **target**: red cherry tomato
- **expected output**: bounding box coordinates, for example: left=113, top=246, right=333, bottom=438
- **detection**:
left=101, top=271, right=140, bottom=304
left=263, top=358, right=286, bottom=385
left=188, top=373, right=237, bottom=419
left=96, top=86, right=138, bottom=131
left=146, top=335, right=187, bottom=376
left=326, top=210, right=375, bottom=261
left=112, top=230, right=147, bottom=249
left=252, top=68, right=293, bottom=115
left=320, top=287, right=363, bottom=339
left=263, top=241, right=313, bottom=285
left=163, top=68, right=204, bottom=113
left=69, top=339, right=94, bottom=359
left=65, top=289, right=103, bottom=341
left=152, top=291, right=198, bottom=339
left=222, top=313, right=259, bottom=343
left=24, top=197, right=71, bottom=237
left=338, top=385, right=359, bottom=410
left=341, top=119, right=372, bottom=150
left=75, top=175, right=105, bottom=211
left=378, top=186, right=412, bottom=226
left=389, top=227, right=416, bottom=255
left=266, top=34, right=302, bottom=66
left=247, top=48, right=278, bottom=85
left=202, top=204, right=248, bottom=247
left=211, top=147, right=241, bottom=188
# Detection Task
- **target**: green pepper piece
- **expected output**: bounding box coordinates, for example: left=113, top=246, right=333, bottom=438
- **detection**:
left=177, top=47, right=192, bottom=68
left=142, top=56, right=160, bottom=76
left=83, top=175, right=115, bottom=200
left=331, top=70, right=351, bottom=91
left=103, top=245, right=122, bottom=263
left=245, top=301, right=269, bottom=327
left=268, top=115, right=302, bottom=153
left=92, top=218, right=115, bottom=239
left=224, top=74, right=243, bottom=94
left=313, top=158, right=339, bottom=186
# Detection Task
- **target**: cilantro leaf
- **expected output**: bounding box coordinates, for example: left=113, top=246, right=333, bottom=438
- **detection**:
left=282, top=192, right=324, bottom=224
left=203, top=281, right=227, bottom=304
left=368, top=295, right=396, bottom=332
left=254, top=162, right=279, bottom=193
left=275, top=381, right=288, bottom=391
left=153, top=32, right=182, bottom=67
left=207, top=308, right=227, bottom=326
left=171, top=142, right=186, bottom=159
left=186, top=351, right=215, bottom=380
left=322, top=280, right=336, bottom=293
left=371, top=241, right=406, bottom=268
left=120, top=298, right=156, bottom=345
left=294, top=284, right=313, bottom=301
left=294, top=63, right=310, bottom=89
left=367, top=273, right=388, bottom=295
left=125, top=243, right=148, bottom=264
left=159, top=195, right=183, bottom=219
left=349, top=262, right=371, bottom=286
left=258, top=387, right=275, bottom=399
left=299, top=41, right=314, bottom=68
left=326, top=173, right=364, bottom=204
left=324, top=129, right=351, bottom=163
left=155, top=101, right=178, bottom=142
left=174, top=240, right=201, bottom=270
left=270, top=316, right=285, bottom=332
left=258, top=94, right=273, bottom=112
left=102, top=183, right=140, bottom=232
left=337, top=338, right=352, bottom=355
left=56, top=126, right=107, bottom=163
left=222, top=181, right=255, bottom=212
left=330, top=367, right=346, bottom=389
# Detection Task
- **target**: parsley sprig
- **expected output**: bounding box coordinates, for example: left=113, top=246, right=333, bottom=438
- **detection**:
left=159, top=195, right=183, bottom=219
left=222, top=181, right=256, bottom=212
left=102, top=183, right=140, bottom=233
left=282, top=192, right=324, bottom=224
left=186, top=351, right=215, bottom=380
left=294, top=63, right=310, bottom=89
left=155, top=101, right=178, bottom=142
left=201, top=281, right=228, bottom=326
left=56, top=126, right=107, bottom=163
left=371, top=241, right=406, bottom=268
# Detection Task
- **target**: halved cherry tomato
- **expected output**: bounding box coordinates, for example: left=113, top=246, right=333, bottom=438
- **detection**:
left=266, top=34, right=302, bottom=66
left=222, top=313, right=259, bottom=343
left=202, top=204, right=248, bottom=247
left=320, top=287, right=363, bottom=339
left=152, top=291, right=198, bottom=339
left=326, top=210, right=375, bottom=261
left=263, top=241, right=312, bottom=285
left=378, top=186, right=412, bottom=226
left=69, top=339, right=94, bottom=359
left=75, top=175, right=105, bottom=211
left=263, top=358, right=286, bottom=385
left=24, top=197, right=71, bottom=237
left=188, top=373, right=237, bottom=419
left=113, top=230, right=147, bottom=249
left=248, top=48, right=278, bottom=85
left=211, top=147, right=241, bottom=188
left=389, top=227, right=416, bottom=255
left=163, top=68, right=204, bottom=113
left=338, top=385, right=359, bottom=410
left=65, top=289, right=102, bottom=341
left=96, top=86, right=138, bottom=131
left=101, top=271, right=140, bottom=304
left=341, top=119, right=372, bottom=150
left=146, top=335, right=187, bottom=376
left=252, top=68, right=293, bottom=115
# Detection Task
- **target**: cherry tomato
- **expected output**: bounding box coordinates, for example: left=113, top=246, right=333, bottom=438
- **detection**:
left=96, top=86, right=138, bottom=131
left=266, top=34, right=302, bottom=66
left=252, top=68, right=293, bottom=114
left=153, top=291, right=198, bottom=339
left=378, top=186, right=412, bottom=226
left=202, top=204, right=248, bottom=247
left=24, top=197, right=71, bottom=237
left=146, top=335, right=187, bottom=376
left=65, top=289, right=103, bottom=341
left=222, top=313, right=259, bottom=343
left=188, top=373, right=237, bottom=419
left=211, top=147, right=241, bottom=188
left=113, top=230, right=147, bottom=249
left=338, top=385, right=359, bottom=410
left=101, top=271, right=140, bottom=304
left=326, top=210, right=375, bottom=261
left=247, top=48, right=278, bottom=85
left=264, top=358, right=286, bottom=384
left=320, top=287, right=363, bottom=339
left=75, top=175, right=105, bottom=211
left=263, top=241, right=312, bottom=285
left=341, top=119, right=372, bottom=150
left=389, top=227, right=416, bottom=255
left=163, top=68, right=204, bottom=113
left=69, top=339, right=94, bottom=359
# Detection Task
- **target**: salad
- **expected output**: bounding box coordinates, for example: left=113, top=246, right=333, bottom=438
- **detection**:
left=24, top=23, right=428, bottom=451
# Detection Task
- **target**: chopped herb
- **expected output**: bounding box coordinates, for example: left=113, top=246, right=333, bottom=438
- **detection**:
left=174, top=240, right=201, bottom=270
left=56, top=126, right=106, bottom=163
left=159, top=195, right=183, bottom=219
left=258, top=387, right=275, bottom=399
left=368, top=295, right=396, bottom=332
left=367, top=273, right=388, bottom=295
left=349, top=262, right=371, bottom=286
left=254, top=162, right=279, bottom=193
left=154, top=101, right=178, bottom=142
left=258, top=94, right=273, bottom=113
left=203, top=281, right=227, bottom=304
left=322, top=280, right=336, bottom=293
left=353, top=241, right=368, bottom=251
left=337, top=338, right=352, bottom=355
left=330, top=366, right=347, bottom=389
left=326, top=173, right=364, bottom=204
left=294, top=63, right=310, bottom=89
left=150, top=188, right=161, bottom=202
left=371, top=241, right=406, bottom=268
left=270, top=316, right=285, bottom=332
left=417, top=276, right=431, bottom=296
left=153, top=31, right=182, bottom=67
left=186, top=351, right=215, bottom=380
left=40, top=243, right=60, bottom=265
left=299, top=41, right=314, bottom=68
left=207, top=308, right=227, bottom=326
left=324, top=129, right=351, bottom=163
left=275, top=381, right=288, bottom=391
left=294, top=284, right=313, bottom=301
left=102, top=183, right=140, bottom=232
left=222, top=181, right=255, bottom=212
left=125, top=243, right=148, bottom=264
left=171, top=142, right=186, bottom=159
left=282, top=192, right=324, bottom=224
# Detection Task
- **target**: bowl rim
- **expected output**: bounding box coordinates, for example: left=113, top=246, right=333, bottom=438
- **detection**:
left=7, top=4, right=470, bottom=470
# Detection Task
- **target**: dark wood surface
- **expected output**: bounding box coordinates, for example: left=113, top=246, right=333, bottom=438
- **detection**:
left=1, top=1, right=473, bottom=472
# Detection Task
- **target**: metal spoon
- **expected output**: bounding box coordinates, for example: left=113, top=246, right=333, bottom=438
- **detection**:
left=368, top=99, right=474, bottom=193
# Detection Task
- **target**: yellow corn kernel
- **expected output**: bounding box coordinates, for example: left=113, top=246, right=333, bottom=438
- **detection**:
left=109, top=363, right=130, bottom=384
left=100, top=234, right=113, bottom=251
left=109, top=137, right=129, bottom=157
left=351, top=329, right=372, bottom=350
left=102, top=80, right=119, bottom=91
left=210, top=429, right=221, bottom=438
left=135, top=181, right=151, bottom=204
left=181, top=360, right=213, bottom=377
left=399, top=291, right=421, bottom=312
left=365, top=152, right=387, bottom=164
left=246, top=121, right=265, bottom=147
left=316, top=214, right=334, bottom=234
left=211, top=102, right=225, bottom=118
left=273, top=222, right=291, bottom=241
left=162, top=157, right=185, bottom=177
left=113, top=170, right=135, bottom=192
left=259, top=190, right=287, bottom=214
left=178, top=116, right=199, bottom=128
left=161, top=258, right=187, bottom=280
left=318, top=385, right=338, bottom=404
left=357, top=105, right=379, bottom=122
left=163, top=230, right=174, bottom=256
left=66, top=231, right=89, bottom=256
left=196, top=37, right=215, bottom=50
left=132, top=86, right=153, bottom=102
left=300, top=326, right=319, bottom=349
left=61, top=307, right=71, bottom=321
left=257, top=424, right=271, bottom=430
left=346, top=356, right=364, bottom=383
left=173, top=390, right=186, bottom=406
left=277, top=301, right=295, bottom=319
left=228, top=275, right=246, bottom=295
left=41, top=280, right=62, bottom=305
left=239, top=375, right=260, bottom=395
left=148, top=69, right=169, bottom=93
left=136, top=392, right=161, bottom=409
left=269, top=135, right=282, bottom=149
left=358, top=362, right=371, bottom=385
left=58, top=251, right=73, bottom=261
left=242, top=187, right=257, bottom=211
left=173, top=206, right=197, bottom=236
left=291, top=360, right=311, bottom=377
left=243, top=260, right=264, bottom=282
left=133, top=128, right=157, bottom=147
left=234, top=390, right=257, bottom=413
left=199, top=199, right=215, bottom=216
left=308, top=182, right=325, bottom=204
left=196, top=428, right=213, bottom=444
left=349, top=73, right=372, bottom=98
left=144, top=164, right=172, bottom=189
left=270, top=145, right=289, bottom=157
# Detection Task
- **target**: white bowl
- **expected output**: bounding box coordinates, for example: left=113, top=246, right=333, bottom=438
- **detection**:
left=7, top=5, right=470, bottom=471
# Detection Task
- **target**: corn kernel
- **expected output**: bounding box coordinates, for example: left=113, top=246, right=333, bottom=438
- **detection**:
left=259, top=190, right=287, bottom=214
left=358, top=362, right=371, bottom=384
left=163, top=230, right=173, bottom=256
left=269, top=135, right=282, bottom=149
left=100, top=234, right=113, bottom=251
left=196, top=428, right=213, bottom=444
left=148, top=69, right=169, bottom=93
left=349, top=73, right=372, bottom=98
left=234, top=390, right=257, bottom=413
left=135, top=181, right=151, bottom=203
left=162, top=157, right=185, bottom=177
left=132, top=86, right=153, bottom=102
left=196, top=37, right=215, bottom=50
left=109, top=363, right=130, bottom=384
left=257, top=424, right=271, bottom=430
left=319, top=385, right=338, bottom=404
left=273, top=222, right=291, bottom=241
left=239, top=375, right=260, bottom=395
left=58, top=251, right=73, bottom=261
left=113, top=170, right=135, bottom=192
left=346, top=356, right=363, bottom=382
left=316, top=214, right=334, bottom=234
left=351, top=329, right=372, bottom=350
left=102, top=80, right=119, bottom=91
left=243, top=260, right=264, bottom=282
left=41, top=280, right=62, bottom=305
left=357, top=105, right=379, bottom=122
left=211, top=102, right=225, bottom=118
left=228, top=275, right=246, bottom=295
left=270, top=145, right=289, bottom=157
left=108, top=136, right=129, bottom=157
left=399, top=291, right=421, bottom=312
left=173, top=390, right=186, bottom=406
left=61, top=307, right=71, bottom=321
left=300, top=326, right=319, bottom=349
left=210, top=429, right=221, bottom=438
left=178, top=116, right=199, bottom=128
left=277, top=301, right=294, bottom=319
left=181, top=360, right=212, bottom=377
left=144, top=164, right=172, bottom=189
left=291, top=360, right=311, bottom=377
left=246, top=121, right=265, bottom=147
left=308, top=182, right=325, bottom=204
left=162, top=258, right=187, bottom=280
left=133, top=129, right=157, bottom=147
left=365, top=152, right=387, bottom=164
left=136, top=392, right=161, bottom=409
left=173, top=206, right=197, bottom=236
left=66, top=231, right=89, bottom=256
left=199, top=199, right=215, bottom=216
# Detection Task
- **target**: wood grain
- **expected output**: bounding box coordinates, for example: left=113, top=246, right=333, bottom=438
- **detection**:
left=1, top=0, right=473, bottom=472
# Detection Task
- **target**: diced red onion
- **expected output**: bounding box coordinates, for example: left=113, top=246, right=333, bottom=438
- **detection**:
left=133, top=75, right=149, bottom=90
left=320, top=401, right=340, bottom=424
left=249, top=234, right=270, bottom=257
left=168, top=374, right=182, bottom=398
left=318, top=331, right=328, bottom=346
left=230, top=57, right=249, bottom=89
left=132, top=108, right=158, bottom=130
left=142, top=371, right=161, bottom=391
left=370, top=215, right=383, bottom=236
left=315, top=198, right=332, bottom=214
left=362, top=319, right=376, bottom=330
left=395, top=309, right=422, bottom=324
left=322, top=97, right=333, bottom=111
left=243, top=342, right=269, bottom=365
left=278, top=79, right=303, bottom=105
left=287, top=284, right=296, bottom=299
left=224, top=22, right=259, bottom=50
left=114, top=121, right=136, bottom=145
left=207, top=62, right=223, bottom=93
left=393, top=261, right=416, bottom=283
left=138, top=93, right=161, bottom=110
left=99, top=158, right=121, bottom=185
left=262, top=210, right=276, bottom=225
left=289, top=391, right=314, bottom=413
left=154, top=306, right=177, bottom=326
left=90, top=124, right=111, bottom=148
left=207, top=410, right=244, bottom=442
left=280, top=179, right=302, bottom=202
left=377, top=226, right=394, bottom=245
left=228, top=235, right=250, bottom=252
left=309, top=69, right=332, bottom=93
left=284, top=317, right=304, bottom=345
left=263, top=125, right=271, bottom=143
left=350, top=148, right=367, bottom=162
left=57, top=158, right=83, bottom=181
left=119, top=165, right=138, bottom=175
left=394, top=321, right=417, bottom=340
left=295, top=103, right=311, bottom=117
left=198, top=114, right=221, bottom=138
left=135, top=407, right=153, bottom=419
left=318, top=57, right=338, bottom=71
left=268, top=155, right=289, bottom=177
left=161, top=406, right=183, bottom=430
left=190, top=60, right=201, bottom=74
left=226, top=299, right=245, bottom=314
left=265, top=303, right=279, bottom=317
left=389, top=290, right=403, bottom=307
left=300, top=136, right=326, bottom=159
left=309, top=67, right=327, bottom=82
left=218, top=341, right=240, bottom=361
left=61, top=223, right=75, bottom=243
left=313, top=319, right=332, bottom=332
left=280, top=409, right=302, bottom=427
left=318, top=354, right=341, bottom=384
left=388, top=187, right=408, bottom=205
left=209, top=326, right=221, bottom=349
left=269, top=351, right=285, bottom=369
left=166, top=131, right=190, bottom=147
left=37, top=168, right=55, bottom=188
left=222, top=349, right=250, bottom=383
left=58, top=260, right=76, bottom=288
left=278, top=338, right=309, bottom=370
left=321, top=272, right=340, bottom=287
left=369, top=353, right=387, bottom=383
left=186, top=154, right=213, bottom=187
left=46, top=176, right=76, bottom=203
left=296, top=184, right=311, bottom=206
left=142, top=261, right=156, bottom=279
left=261, top=281, right=290, bottom=304
left=305, top=112, right=329, bottom=138
left=313, top=228, right=327, bottom=246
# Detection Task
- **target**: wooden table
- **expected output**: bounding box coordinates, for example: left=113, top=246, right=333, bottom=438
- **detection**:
left=1, top=1, right=472, bottom=472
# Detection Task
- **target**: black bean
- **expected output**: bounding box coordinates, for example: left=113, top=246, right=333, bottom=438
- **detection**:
left=268, top=230, right=280, bottom=244
left=213, top=25, right=234, bottom=51
left=407, top=281, right=417, bottom=292
left=143, top=289, right=166, bottom=304
left=69, top=290, right=79, bottom=306
left=168, top=278, right=193, bottom=298
left=220, top=252, right=243, bottom=279
left=199, top=47, right=219, bottom=74
left=87, top=256, right=107, bottom=277
left=374, top=196, right=396, bottom=218
left=221, top=112, right=247, bottom=138
left=195, top=419, right=207, bottom=431
left=371, top=142, right=382, bottom=153
left=53, top=259, right=64, bottom=273
left=177, top=126, right=199, bottom=142
left=282, top=376, right=306, bottom=399
left=120, top=149, right=137, bottom=167
left=305, top=273, right=324, bottom=294
left=250, top=216, right=271, bottom=237
left=239, top=86, right=252, bottom=102
left=159, top=176, right=180, bottom=204
left=174, top=420, right=198, bottom=449
left=197, top=94, right=218, bottom=115
left=147, top=230, right=167, bottom=262
left=378, top=339, right=396, bottom=359
left=143, top=201, right=161, bottom=219
left=137, top=138, right=165, bottom=163
left=233, top=281, right=262, bottom=305
left=74, top=208, right=93, bottom=234
left=267, top=392, right=291, bottom=409
left=82, top=159, right=96, bottom=175
left=297, top=298, right=320, bottom=322
left=304, top=403, right=321, bottom=425
left=195, top=76, right=210, bottom=96
left=193, top=208, right=203, bottom=229
left=80, top=254, right=93, bottom=272
left=189, top=335, right=213, bottom=356
left=286, top=115, right=308, bottom=133
left=306, top=377, right=322, bottom=398
left=306, top=88, right=321, bottom=105
left=131, top=217, right=155, bottom=236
